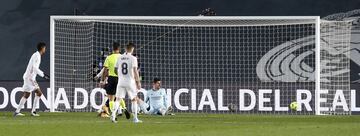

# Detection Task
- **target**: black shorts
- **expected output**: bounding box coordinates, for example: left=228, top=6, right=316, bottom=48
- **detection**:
left=105, top=76, right=118, bottom=95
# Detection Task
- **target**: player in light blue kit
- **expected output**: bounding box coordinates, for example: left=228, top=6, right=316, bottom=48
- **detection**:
left=140, top=78, right=170, bottom=116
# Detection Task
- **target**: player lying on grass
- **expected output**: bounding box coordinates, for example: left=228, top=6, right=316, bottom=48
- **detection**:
left=14, top=42, right=50, bottom=117
left=98, top=96, right=130, bottom=119
left=95, top=67, right=130, bottom=118
left=137, top=78, right=173, bottom=116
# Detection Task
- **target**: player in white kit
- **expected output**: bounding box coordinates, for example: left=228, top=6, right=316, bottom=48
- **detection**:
left=112, top=42, right=142, bottom=123
left=14, top=42, right=49, bottom=117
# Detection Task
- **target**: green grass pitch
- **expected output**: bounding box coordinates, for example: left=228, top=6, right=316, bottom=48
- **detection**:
left=1, top=112, right=360, bottom=136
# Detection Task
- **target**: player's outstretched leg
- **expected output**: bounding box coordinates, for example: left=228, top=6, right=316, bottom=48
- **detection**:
left=137, top=98, right=150, bottom=115
left=14, top=92, right=30, bottom=117
left=97, top=96, right=109, bottom=114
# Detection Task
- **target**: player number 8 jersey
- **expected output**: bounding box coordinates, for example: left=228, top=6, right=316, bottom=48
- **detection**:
left=115, top=53, right=138, bottom=84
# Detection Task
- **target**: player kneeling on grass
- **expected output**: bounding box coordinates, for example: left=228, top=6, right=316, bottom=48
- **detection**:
left=14, top=42, right=50, bottom=117
left=138, top=78, right=172, bottom=116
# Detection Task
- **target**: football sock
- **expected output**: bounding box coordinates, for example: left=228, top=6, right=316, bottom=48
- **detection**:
left=32, top=95, right=40, bottom=113
left=16, top=97, right=27, bottom=113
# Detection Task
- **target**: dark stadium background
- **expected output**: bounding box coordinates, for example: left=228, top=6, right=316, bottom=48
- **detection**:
left=0, top=0, right=359, bottom=112
left=0, top=0, right=359, bottom=80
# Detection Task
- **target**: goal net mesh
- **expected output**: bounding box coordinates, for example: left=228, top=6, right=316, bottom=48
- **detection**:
left=52, top=17, right=351, bottom=115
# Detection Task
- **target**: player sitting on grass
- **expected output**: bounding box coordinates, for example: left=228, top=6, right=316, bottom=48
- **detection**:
left=138, top=78, right=172, bottom=116
left=14, top=42, right=50, bottom=117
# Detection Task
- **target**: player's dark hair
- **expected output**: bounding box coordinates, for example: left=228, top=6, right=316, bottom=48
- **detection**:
left=125, top=42, right=135, bottom=51
left=112, top=42, right=120, bottom=51
left=153, top=78, right=161, bottom=83
left=37, top=42, right=46, bottom=51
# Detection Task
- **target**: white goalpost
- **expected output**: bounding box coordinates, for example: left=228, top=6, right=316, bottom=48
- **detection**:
left=50, top=16, right=352, bottom=115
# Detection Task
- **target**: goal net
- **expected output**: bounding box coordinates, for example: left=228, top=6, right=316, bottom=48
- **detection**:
left=50, top=16, right=352, bottom=115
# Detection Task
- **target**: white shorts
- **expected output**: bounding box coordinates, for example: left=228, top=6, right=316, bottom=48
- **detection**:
left=22, top=78, right=39, bottom=92
left=116, top=83, right=137, bottom=100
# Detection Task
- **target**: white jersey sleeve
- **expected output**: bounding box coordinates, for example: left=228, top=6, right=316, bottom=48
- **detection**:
left=33, top=53, right=44, bottom=77
left=23, top=51, right=44, bottom=81
left=132, top=57, right=138, bottom=68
